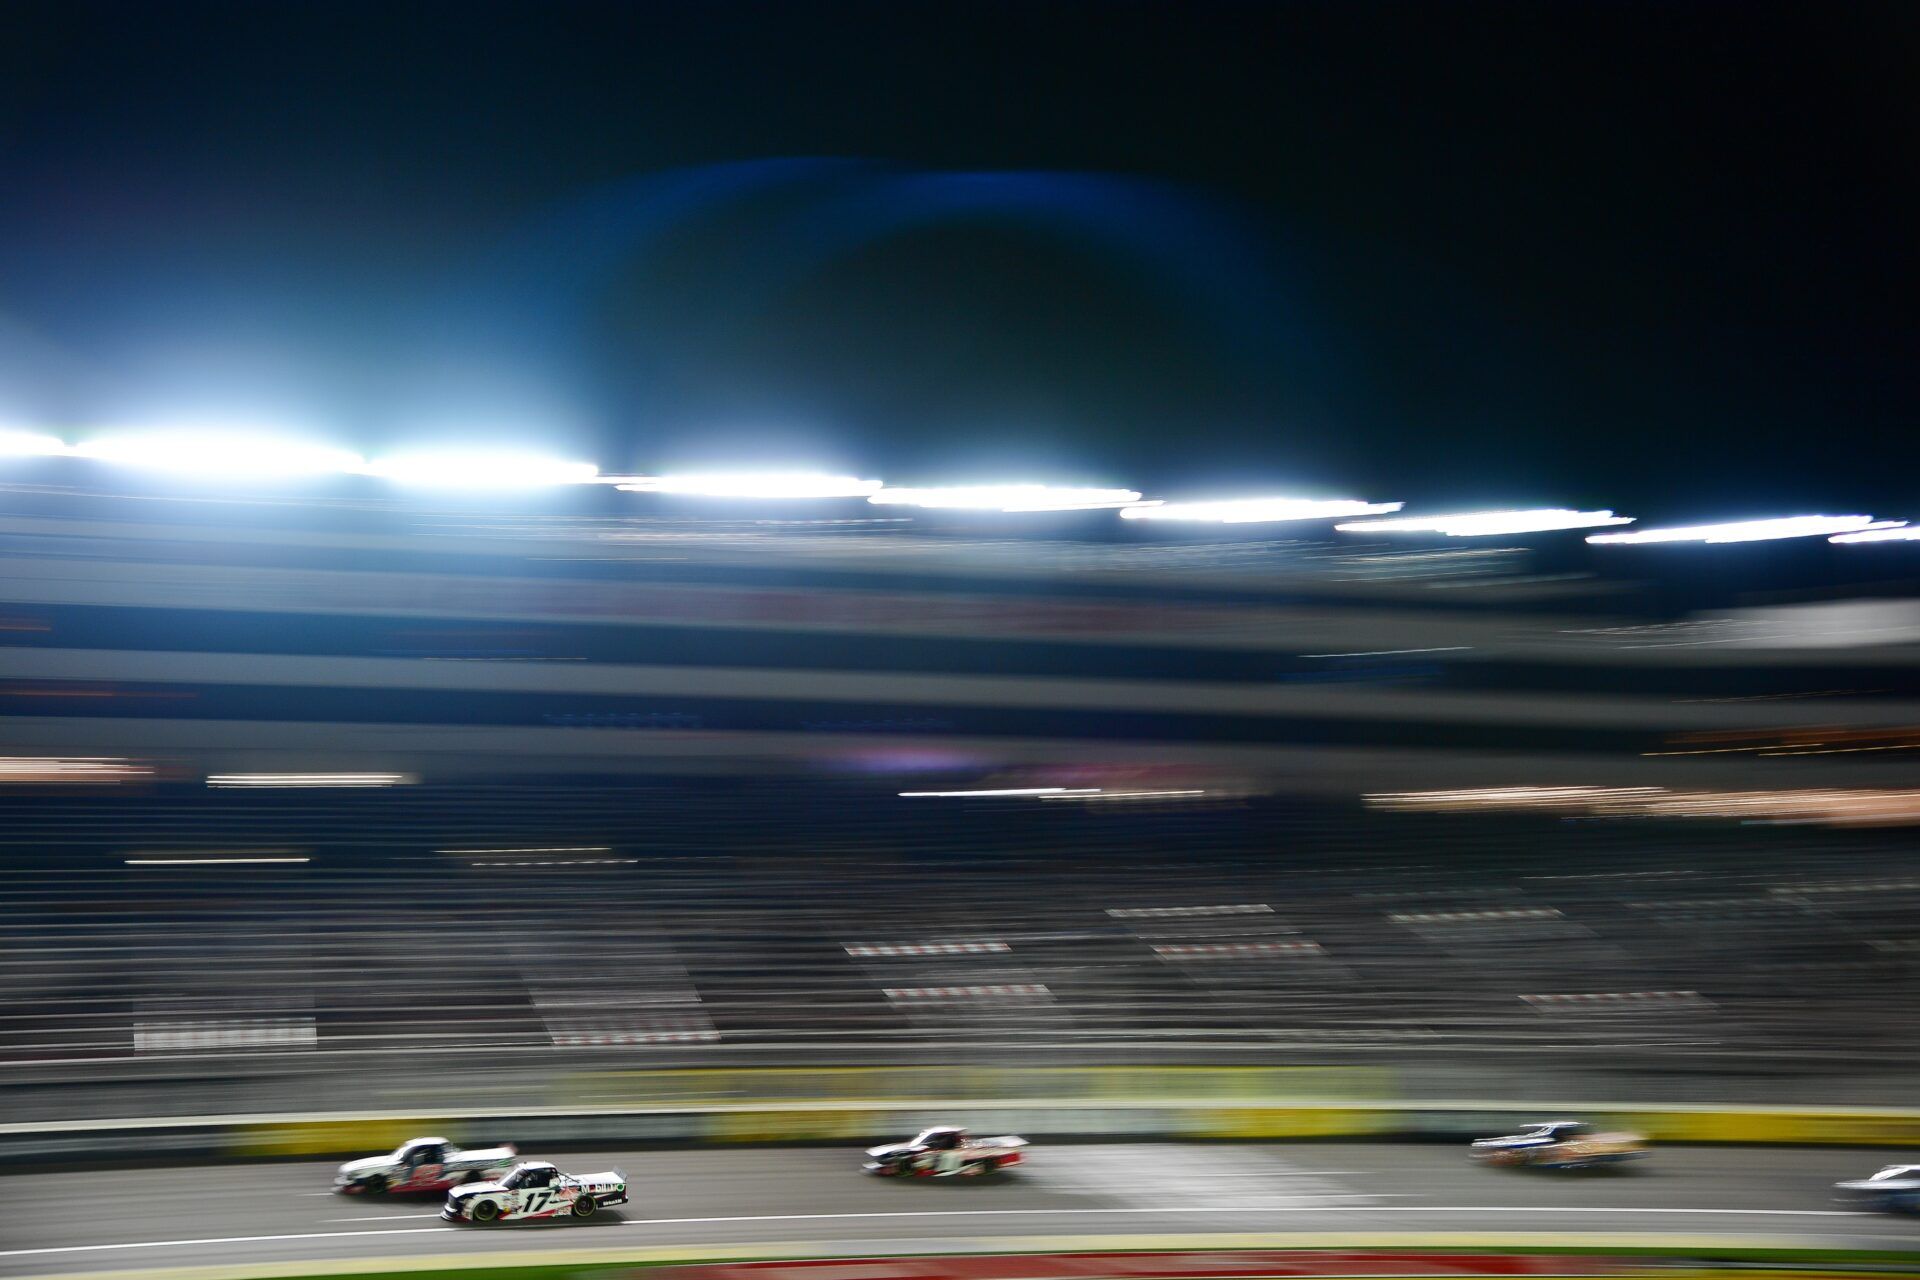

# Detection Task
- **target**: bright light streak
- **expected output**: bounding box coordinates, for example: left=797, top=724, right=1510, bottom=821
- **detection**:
left=1588, top=516, right=1897, bottom=545
left=126, top=856, right=310, bottom=865
left=617, top=472, right=883, bottom=499
left=1366, top=786, right=1920, bottom=826
left=0, top=428, right=69, bottom=459
left=869, top=485, right=1142, bottom=512
left=1119, top=497, right=1401, bottom=524
left=362, top=451, right=600, bottom=488
left=1337, top=509, right=1632, bottom=536
left=898, top=786, right=1105, bottom=798
left=1038, top=789, right=1210, bottom=802
left=0, top=756, right=151, bottom=783
left=1831, top=525, right=1920, bottom=544
left=73, top=430, right=364, bottom=479
left=207, top=772, right=415, bottom=788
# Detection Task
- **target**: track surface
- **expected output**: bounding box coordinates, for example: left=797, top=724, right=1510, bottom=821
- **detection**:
left=3, top=1144, right=1916, bottom=1277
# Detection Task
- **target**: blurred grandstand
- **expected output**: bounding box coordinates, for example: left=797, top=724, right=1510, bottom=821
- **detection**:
left=4, top=480, right=1920, bottom=1123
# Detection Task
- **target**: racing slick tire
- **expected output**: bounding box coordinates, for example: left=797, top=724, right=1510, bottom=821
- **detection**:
left=572, top=1195, right=598, bottom=1219
left=469, top=1200, right=501, bottom=1224
left=364, top=1175, right=390, bottom=1195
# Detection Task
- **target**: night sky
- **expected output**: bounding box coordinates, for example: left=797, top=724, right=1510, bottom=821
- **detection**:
left=0, top=1, right=1913, bottom=518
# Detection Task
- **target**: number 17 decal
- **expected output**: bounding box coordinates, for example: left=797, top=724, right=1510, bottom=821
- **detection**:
left=523, top=1191, right=552, bottom=1214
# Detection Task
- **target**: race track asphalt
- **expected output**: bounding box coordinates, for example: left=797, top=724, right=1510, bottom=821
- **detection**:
left=2, top=1143, right=1916, bottom=1277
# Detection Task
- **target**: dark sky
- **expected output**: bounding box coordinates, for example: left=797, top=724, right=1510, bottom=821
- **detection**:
left=0, top=1, right=1914, bottom=518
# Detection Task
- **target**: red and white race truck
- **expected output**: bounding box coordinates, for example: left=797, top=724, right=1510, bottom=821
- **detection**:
left=863, top=1126, right=1028, bottom=1177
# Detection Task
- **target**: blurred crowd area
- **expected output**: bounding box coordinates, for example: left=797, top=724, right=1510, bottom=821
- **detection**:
left=2, top=485, right=1919, bottom=1124
left=4, top=782, right=1920, bottom=1122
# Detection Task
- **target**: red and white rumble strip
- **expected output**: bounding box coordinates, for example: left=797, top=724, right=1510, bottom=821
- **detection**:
left=1522, top=990, right=1713, bottom=1010
left=1390, top=909, right=1563, bottom=923
left=1152, top=941, right=1325, bottom=958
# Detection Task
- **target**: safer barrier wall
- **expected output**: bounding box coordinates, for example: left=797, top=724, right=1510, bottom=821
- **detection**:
left=7, top=1064, right=1920, bottom=1162
left=9, top=1096, right=1920, bottom=1165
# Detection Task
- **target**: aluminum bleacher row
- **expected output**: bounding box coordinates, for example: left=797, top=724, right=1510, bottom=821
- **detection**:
left=4, top=781, right=1918, bottom=1121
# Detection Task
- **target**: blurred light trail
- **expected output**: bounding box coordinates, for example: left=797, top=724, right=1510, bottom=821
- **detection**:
left=1336, top=508, right=1633, bottom=536
left=1831, top=525, right=1920, bottom=543
left=1119, top=497, right=1401, bottom=523
left=124, top=856, right=311, bottom=865
left=206, top=772, right=415, bottom=788
left=869, top=484, right=1142, bottom=511
left=362, top=451, right=600, bottom=488
left=617, top=472, right=883, bottom=498
left=73, top=430, right=364, bottom=479
left=0, top=428, right=69, bottom=458
left=1588, top=515, right=1897, bottom=544
left=0, top=756, right=151, bottom=783
left=1038, top=788, right=1209, bottom=801
left=1368, top=785, right=1920, bottom=826
left=898, top=786, right=1104, bottom=797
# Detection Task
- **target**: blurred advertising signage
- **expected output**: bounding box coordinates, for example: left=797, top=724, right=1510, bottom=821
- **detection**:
left=0, top=558, right=1299, bottom=648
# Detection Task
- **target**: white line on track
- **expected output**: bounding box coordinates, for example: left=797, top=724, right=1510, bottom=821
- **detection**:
left=328, top=1200, right=1407, bottom=1223
left=0, top=1204, right=1874, bottom=1260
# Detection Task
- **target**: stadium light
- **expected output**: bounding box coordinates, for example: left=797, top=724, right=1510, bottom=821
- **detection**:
left=1831, top=525, right=1920, bottom=544
left=1120, top=497, right=1402, bottom=524
left=1588, top=516, right=1899, bottom=545
left=617, top=472, right=883, bottom=499
left=869, top=484, right=1143, bottom=512
left=1337, top=508, right=1633, bottom=536
left=0, top=428, right=70, bottom=459
left=73, top=430, right=364, bottom=479
left=362, top=450, right=600, bottom=488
